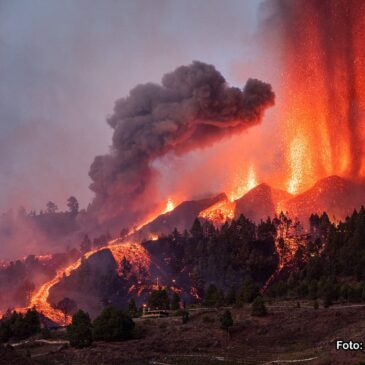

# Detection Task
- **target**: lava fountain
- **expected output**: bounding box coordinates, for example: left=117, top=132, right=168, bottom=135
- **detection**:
left=267, top=0, right=365, bottom=193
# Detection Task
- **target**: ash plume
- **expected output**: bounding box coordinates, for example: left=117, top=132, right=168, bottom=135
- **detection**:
left=89, top=61, right=274, bottom=227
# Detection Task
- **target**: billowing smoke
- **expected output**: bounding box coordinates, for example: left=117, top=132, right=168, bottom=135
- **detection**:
left=89, top=61, right=274, bottom=227
left=261, top=0, right=365, bottom=191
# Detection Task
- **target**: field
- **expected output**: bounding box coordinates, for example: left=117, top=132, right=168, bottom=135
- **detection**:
left=3, top=301, right=365, bottom=365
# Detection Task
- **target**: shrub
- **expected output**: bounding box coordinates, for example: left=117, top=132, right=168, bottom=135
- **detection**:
left=251, top=296, right=267, bottom=317
left=92, top=306, right=135, bottom=341
left=128, top=299, right=138, bottom=318
left=204, top=284, right=219, bottom=307
left=0, top=309, right=40, bottom=342
left=67, top=310, right=92, bottom=348
left=237, top=279, right=260, bottom=305
left=171, top=292, right=180, bottom=310
left=181, top=310, right=189, bottom=324
left=220, top=310, right=233, bottom=331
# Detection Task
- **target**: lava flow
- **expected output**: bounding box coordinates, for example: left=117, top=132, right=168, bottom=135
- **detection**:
left=199, top=197, right=235, bottom=224
left=26, top=246, right=109, bottom=325
left=20, top=240, right=151, bottom=325
left=199, top=166, right=258, bottom=225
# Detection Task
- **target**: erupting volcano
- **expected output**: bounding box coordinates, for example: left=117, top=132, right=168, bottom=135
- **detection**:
left=84, top=0, right=365, bottom=234
left=271, top=0, right=365, bottom=193
left=3, top=0, right=365, bottom=336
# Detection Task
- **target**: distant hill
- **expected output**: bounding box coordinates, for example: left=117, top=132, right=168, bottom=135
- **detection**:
left=136, top=193, right=227, bottom=237
left=234, top=183, right=292, bottom=222
left=284, top=175, right=365, bottom=223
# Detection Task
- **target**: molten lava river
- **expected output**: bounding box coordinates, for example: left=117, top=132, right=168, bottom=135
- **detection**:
left=16, top=241, right=151, bottom=325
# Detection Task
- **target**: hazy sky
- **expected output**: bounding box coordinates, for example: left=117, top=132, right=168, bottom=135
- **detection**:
left=0, top=0, right=262, bottom=212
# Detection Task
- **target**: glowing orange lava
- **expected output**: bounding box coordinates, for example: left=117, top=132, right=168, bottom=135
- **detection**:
left=199, top=197, right=235, bottom=225
left=229, top=165, right=258, bottom=201
left=134, top=198, right=176, bottom=232
left=20, top=241, right=151, bottom=325
left=276, top=0, right=365, bottom=193
left=164, top=198, right=175, bottom=213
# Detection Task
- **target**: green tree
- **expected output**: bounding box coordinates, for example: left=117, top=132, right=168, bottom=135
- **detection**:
left=128, top=299, right=138, bottom=318
left=181, top=310, right=189, bottom=324
left=251, top=296, right=267, bottom=317
left=67, top=196, right=79, bottom=215
left=237, top=278, right=259, bottom=305
left=204, top=284, right=219, bottom=307
left=220, top=310, right=233, bottom=332
left=80, top=234, right=92, bottom=255
left=46, top=201, right=58, bottom=214
left=67, top=310, right=92, bottom=348
left=0, top=309, right=40, bottom=342
left=148, top=289, right=170, bottom=310
left=93, top=306, right=135, bottom=341
left=190, top=218, right=203, bottom=240
left=171, top=292, right=180, bottom=310
left=24, top=308, right=41, bottom=336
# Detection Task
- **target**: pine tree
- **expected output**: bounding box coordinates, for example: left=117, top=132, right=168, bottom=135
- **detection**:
left=204, top=284, right=219, bottom=307
left=171, top=292, right=180, bottom=310
left=251, top=296, right=267, bottom=317
left=67, top=196, right=79, bottom=215
left=128, top=299, right=138, bottom=317
left=67, top=310, right=92, bottom=348
left=220, top=310, right=233, bottom=332
left=80, top=234, right=92, bottom=255
left=92, top=306, right=135, bottom=341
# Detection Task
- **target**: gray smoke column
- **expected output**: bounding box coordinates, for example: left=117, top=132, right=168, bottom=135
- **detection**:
left=89, top=61, right=274, bottom=227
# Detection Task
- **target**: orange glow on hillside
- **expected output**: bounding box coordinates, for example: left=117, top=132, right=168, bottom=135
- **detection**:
left=19, top=241, right=151, bottom=325
left=164, top=198, right=175, bottom=213
left=199, top=197, right=235, bottom=225
left=229, top=165, right=258, bottom=201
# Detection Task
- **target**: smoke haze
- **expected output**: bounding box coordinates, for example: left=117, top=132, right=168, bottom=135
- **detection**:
left=0, top=0, right=262, bottom=258
left=89, top=61, right=274, bottom=227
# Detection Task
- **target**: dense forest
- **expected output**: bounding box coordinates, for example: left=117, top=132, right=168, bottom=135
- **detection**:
left=3, top=202, right=365, bottom=319
left=147, top=215, right=279, bottom=295
left=268, top=208, right=365, bottom=304
left=48, top=215, right=279, bottom=316
left=41, top=207, right=365, bottom=318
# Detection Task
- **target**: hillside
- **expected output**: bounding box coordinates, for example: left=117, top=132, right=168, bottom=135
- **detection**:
left=136, top=193, right=227, bottom=237
left=285, top=175, right=365, bottom=223
left=9, top=303, right=365, bottom=365
left=234, top=183, right=292, bottom=222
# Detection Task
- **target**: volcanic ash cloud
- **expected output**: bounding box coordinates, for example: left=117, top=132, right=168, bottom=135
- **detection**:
left=88, top=61, right=275, bottom=228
